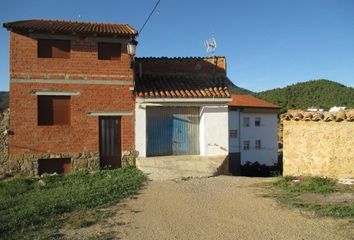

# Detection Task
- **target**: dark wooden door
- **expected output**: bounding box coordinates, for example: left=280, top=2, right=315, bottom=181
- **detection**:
left=99, top=116, right=121, bottom=168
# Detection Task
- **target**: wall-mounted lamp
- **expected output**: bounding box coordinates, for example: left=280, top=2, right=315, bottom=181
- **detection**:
left=127, top=39, right=138, bottom=56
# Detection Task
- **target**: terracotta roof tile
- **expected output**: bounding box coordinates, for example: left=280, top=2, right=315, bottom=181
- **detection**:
left=228, top=94, right=280, bottom=108
left=135, top=74, right=230, bottom=98
left=281, top=110, right=354, bottom=122
left=3, top=19, right=138, bottom=37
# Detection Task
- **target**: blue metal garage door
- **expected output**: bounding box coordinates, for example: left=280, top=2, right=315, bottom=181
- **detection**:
left=146, top=107, right=200, bottom=156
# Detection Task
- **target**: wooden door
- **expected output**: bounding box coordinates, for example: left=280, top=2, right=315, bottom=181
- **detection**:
left=99, top=116, right=121, bottom=168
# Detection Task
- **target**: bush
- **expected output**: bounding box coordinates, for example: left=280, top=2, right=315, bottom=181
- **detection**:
left=240, top=161, right=282, bottom=177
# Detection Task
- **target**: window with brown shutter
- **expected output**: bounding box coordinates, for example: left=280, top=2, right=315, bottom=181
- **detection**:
left=38, top=39, right=71, bottom=58
left=98, top=42, right=121, bottom=60
left=38, top=96, right=71, bottom=125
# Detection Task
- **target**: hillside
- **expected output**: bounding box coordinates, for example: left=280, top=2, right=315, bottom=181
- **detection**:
left=255, top=79, right=354, bottom=112
left=0, top=92, right=9, bottom=110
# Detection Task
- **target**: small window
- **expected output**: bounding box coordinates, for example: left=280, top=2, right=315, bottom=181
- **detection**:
left=98, top=42, right=121, bottom=60
left=38, top=96, right=71, bottom=125
left=38, top=158, right=71, bottom=175
left=255, top=140, right=261, bottom=149
left=229, top=129, right=237, bottom=138
left=255, top=117, right=261, bottom=127
left=38, top=39, right=70, bottom=58
left=243, top=140, right=250, bottom=150
left=243, top=117, right=250, bottom=127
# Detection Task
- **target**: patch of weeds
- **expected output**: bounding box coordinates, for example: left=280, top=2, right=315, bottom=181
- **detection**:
left=273, top=176, right=339, bottom=194
left=0, top=166, right=146, bottom=240
left=292, top=202, right=354, bottom=218
left=269, top=176, right=354, bottom=222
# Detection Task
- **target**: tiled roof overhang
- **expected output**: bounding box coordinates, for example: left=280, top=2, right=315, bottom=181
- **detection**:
left=135, top=74, right=230, bottom=98
left=3, top=19, right=138, bottom=37
left=228, top=94, right=280, bottom=108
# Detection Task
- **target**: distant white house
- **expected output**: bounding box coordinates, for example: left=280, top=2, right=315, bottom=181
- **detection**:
left=307, top=107, right=324, bottom=112
left=228, top=94, right=280, bottom=175
left=329, top=106, right=346, bottom=112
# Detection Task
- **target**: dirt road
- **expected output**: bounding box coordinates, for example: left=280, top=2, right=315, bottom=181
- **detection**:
left=67, top=176, right=354, bottom=239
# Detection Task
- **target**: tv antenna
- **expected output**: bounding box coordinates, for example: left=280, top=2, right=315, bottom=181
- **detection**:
left=203, top=34, right=217, bottom=56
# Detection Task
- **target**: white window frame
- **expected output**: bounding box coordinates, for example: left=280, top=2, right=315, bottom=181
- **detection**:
left=255, top=117, right=261, bottom=127
left=229, top=129, right=237, bottom=138
left=243, top=140, right=250, bottom=150
left=255, top=139, right=261, bottom=149
left=243, top=117, right=250, bottom=127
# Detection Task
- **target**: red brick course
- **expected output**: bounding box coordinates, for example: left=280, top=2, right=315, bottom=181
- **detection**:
left=10, top=32, right=134, bottom=80
left=9, top=83, right=135, bottom=155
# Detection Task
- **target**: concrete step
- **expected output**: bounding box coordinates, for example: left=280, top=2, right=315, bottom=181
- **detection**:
left=136, top=155, right=228, bottom=180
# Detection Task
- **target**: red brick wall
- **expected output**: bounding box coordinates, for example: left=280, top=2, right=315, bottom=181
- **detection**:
left=9, top=83, right=134, bottom=155
left=10, top=32, right=133, bottom=80
left=8, top=32, right=135, bottom=157
left=137, top=57, right=226, bottom=75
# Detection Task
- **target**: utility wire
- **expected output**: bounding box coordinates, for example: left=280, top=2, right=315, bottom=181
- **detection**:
left=139, top=0, right=161, bottom=35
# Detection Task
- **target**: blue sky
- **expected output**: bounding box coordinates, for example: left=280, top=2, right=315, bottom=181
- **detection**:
left=1, top=0, right=353, bottom=92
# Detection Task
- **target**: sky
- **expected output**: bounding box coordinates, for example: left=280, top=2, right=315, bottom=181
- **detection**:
left=0, top=0, right=353, bottom=92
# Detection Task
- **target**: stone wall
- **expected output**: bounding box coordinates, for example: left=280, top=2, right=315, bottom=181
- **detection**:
left=0, top=109, right=9, bottom=176
left=282, top=111, right=354, bottom=178
left=6, top=152, right=100, bottom=176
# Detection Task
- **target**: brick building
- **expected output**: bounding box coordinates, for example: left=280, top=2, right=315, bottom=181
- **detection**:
left=3, top=19, right=233, bottom=177
left=3, top=19, right=138, bottom=174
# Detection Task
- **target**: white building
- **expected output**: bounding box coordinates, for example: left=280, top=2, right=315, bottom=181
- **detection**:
left=228, top=94, right=279, bottom=175
left=329, top=106, right=346, bottom=112
left=133, top=57, right=231, bottom=179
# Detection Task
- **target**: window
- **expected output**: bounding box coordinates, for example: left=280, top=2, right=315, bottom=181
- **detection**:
left=38, top=39, right=70, bottom=58
left=255, top=140, right=261, bottom=149
left=243, top=117, right=250, bottom=127
left=229, top=129, right=237, bottom=138
left=38, top=158, right=71, bottom=175
left=255, top=117, right=261, bottom=127
left=98, top=42, right=121, bottom=60
left=38, top=96, right=71, bottom=125
left=243, top=141, right=250, bottom=150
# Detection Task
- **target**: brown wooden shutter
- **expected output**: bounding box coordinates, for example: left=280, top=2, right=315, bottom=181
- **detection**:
left=38, top=39, right=52, bottom=58
left=52, top=40, right=70, bottom=58
left=38, top=39, right=70, bottom=58
left=98, top=42, right=121, bottom=60
left=38, top=96, right=54, bottom=125
left=38, top=96, right=70, bottom=125
left=52, top=96, right=71, bottom=125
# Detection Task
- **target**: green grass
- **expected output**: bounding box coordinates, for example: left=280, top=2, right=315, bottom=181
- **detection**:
left=0, top=166, right=146, bottom=240
left=273, top=176, right=339, bottom=194
left=271, top=176, right=354, bottom=220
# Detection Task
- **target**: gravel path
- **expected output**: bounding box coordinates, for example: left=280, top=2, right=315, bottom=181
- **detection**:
left=66, top=176, right=354, bottom=239
left=117, top=176, right=353, bottom=240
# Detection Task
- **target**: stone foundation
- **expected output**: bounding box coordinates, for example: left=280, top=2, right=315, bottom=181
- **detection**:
left=3, top=152, right=100, bottom=176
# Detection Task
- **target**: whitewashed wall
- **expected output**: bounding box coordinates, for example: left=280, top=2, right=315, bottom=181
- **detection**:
left=200, top=106, right=229, bottom=156
left=135, top=104, right=147, bottom=157
left=229, top=110, right=278, bottom=166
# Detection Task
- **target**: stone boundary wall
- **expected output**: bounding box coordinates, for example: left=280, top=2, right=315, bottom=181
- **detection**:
left=282, top=110, right=354, bottom=178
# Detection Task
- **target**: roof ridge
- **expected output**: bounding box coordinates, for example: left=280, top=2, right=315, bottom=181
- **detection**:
left=136, top=56, right=226, bottom=60
left=4, top=18, right=133, bottom=27
left=3, top=19, right=138, bottom=36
